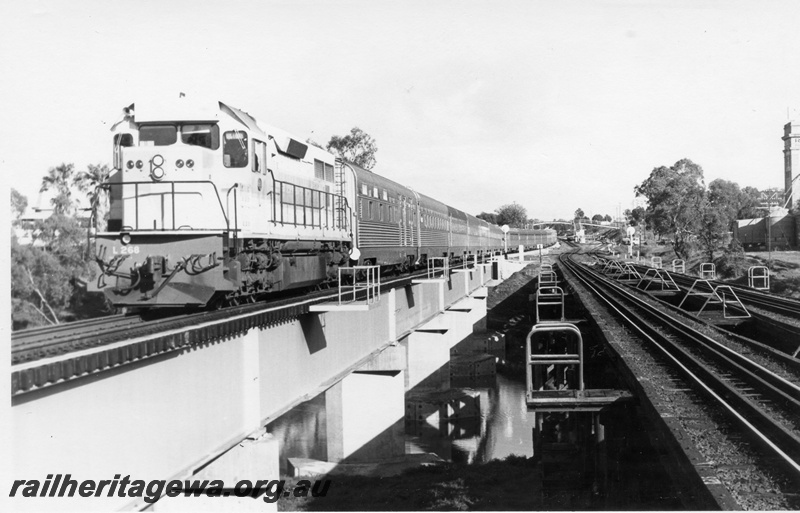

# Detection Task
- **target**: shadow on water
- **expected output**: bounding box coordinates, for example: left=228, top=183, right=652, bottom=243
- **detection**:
left=405, top=372, right=538, bottom=463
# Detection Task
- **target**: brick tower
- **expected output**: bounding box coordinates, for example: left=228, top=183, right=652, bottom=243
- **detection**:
left=783, top=119, right=800, bottom=208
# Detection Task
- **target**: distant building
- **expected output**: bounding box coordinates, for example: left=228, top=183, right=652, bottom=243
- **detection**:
left=13, top=190, right=91, bottom=246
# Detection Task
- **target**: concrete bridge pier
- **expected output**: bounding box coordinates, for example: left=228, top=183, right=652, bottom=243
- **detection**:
left=406, top=329, right=452, bottom=391
left=324, top=370, right=406, bottom=463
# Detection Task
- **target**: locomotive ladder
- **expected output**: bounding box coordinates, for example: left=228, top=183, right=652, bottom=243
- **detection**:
left=334, top=160, right=348, bottom=229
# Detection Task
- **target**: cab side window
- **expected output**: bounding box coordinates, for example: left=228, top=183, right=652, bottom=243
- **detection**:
left=223, top=131, right=248, bottom=168
left=253, top=139, right=267, bottom=174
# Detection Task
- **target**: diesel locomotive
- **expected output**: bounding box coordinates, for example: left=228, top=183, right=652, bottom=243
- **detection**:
left=89, top=97, right=555, bottom=308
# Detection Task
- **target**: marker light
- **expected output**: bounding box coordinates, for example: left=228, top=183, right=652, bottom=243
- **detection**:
left=186, top=159, right=194, bottom=168
left=176, top=159, right=184, bottom=168
left=135, top=160, right=144, bottom=169
left=126, top=160, right=134, bottom=169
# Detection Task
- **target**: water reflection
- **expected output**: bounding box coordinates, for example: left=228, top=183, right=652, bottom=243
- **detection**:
left=406, top=373, right=538, bottom=463
left=266, top=394, right=327, bottom=474
left=268, top=371, right=582, bottom=468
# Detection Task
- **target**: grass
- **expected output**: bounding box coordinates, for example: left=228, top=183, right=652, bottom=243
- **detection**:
left=278, top=456, right=543, bottom=511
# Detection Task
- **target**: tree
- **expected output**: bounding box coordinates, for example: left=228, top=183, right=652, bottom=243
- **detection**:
left=634, top=158, right=706, bottom=259
left=495, top=202, right=527, bottom=228
left=738, top=186, right=763, bottom=219
left=697, top=179, right=743, bottom=261
left=327, top=127, right=378, bottom=170
left=624, top=206, right=646, bottom=226
left=73, top=163, right=111, bottom=230
left=603, top=214, right=612, bottom=222
left=11, top=212, right=90, bottom=328
left=591, top=214, right=604, bottom=223
left=574, top=208, right=584, bottom=220
left=12, top=171, right=113, bottom=330
left=11, top=188, right=27, bottom=222
left=476, top=212, right=498, bottom=224
left=40, top=163, right=77, bottom=215
left=306, top=138, right=326, bottom=150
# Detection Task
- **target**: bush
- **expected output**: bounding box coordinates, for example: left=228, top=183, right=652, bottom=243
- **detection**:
left=772, top=277, right=800, bottom=297
left=715, top=240, right=748, bottom=279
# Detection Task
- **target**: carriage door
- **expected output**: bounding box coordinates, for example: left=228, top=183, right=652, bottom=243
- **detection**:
left=252, top=139, right=269, bottom=231
left=400, top=195, right=407, bottom=246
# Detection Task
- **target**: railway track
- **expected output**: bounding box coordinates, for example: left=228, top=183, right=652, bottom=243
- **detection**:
left=626, top=258, right=800, bottom=319
left=579, top=249, right=800, bottom=357
left=10, top=259, right=491, bottom=396
left=559, top=252, right=800, bottom=492
left=10, top=261, right=481, bottom=367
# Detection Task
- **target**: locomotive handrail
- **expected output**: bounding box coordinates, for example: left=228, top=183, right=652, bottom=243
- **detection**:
left=96, top=180, right=231, bottom=232
left=226, top=184, right=238, bottom=250
left=265, top=169, right=353, bottom=232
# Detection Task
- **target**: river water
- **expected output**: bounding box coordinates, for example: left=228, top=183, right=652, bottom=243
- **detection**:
left=266, top=370, right=538, bottom=473
left=405, top=373, right=537, bottom=463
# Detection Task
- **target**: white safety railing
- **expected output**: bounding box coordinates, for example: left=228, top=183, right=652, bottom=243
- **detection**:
left=535, top=286, right=566, bottom=323
left=699, top=263, right=716, bottom=280
left=426, top=257, right=449, bottom=279
left=338, top=266, right=380, bottom=305
left=747, top=266, right=770, bottom=291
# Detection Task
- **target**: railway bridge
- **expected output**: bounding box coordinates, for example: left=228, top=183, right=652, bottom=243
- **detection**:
left=10, top=252, right=540, bottom=511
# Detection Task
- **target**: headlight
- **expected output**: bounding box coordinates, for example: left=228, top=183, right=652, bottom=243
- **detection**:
left=176, top=159, right=184, bottom=168
left=121, top=233, right=132, bottom=245
left=152, top=154, right=165, bottom=167
left=186, top=159, right=194, bottom=168
left=135, top=160, right=143, bottom=169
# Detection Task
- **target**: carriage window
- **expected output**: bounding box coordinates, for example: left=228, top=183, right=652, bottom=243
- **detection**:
left=368, top=201, right=374, bottom=219
left=223, top=131, right=248, bottom=168
left=139, top=125, right=176, bottom=146
left=361, top=184, right=368, bottom=195
left=181, top=124, right=219, bottom=150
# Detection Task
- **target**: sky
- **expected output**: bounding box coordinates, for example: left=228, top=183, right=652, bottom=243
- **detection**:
left=2, top=0, right=800, bottom=221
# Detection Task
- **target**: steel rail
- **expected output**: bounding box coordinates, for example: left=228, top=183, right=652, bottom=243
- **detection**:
left=579, top=257, right=800, bottom=389
left=11, top=257, right=492, bottom=367
left=636, top=263, right=800, bottom=318
left=560, top=253, right=800, bottom=476
left=607, top=258, right=800, bottom=357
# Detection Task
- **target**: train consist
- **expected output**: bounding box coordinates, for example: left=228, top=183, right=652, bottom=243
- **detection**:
left=89, top=98, right=556, bottom=308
